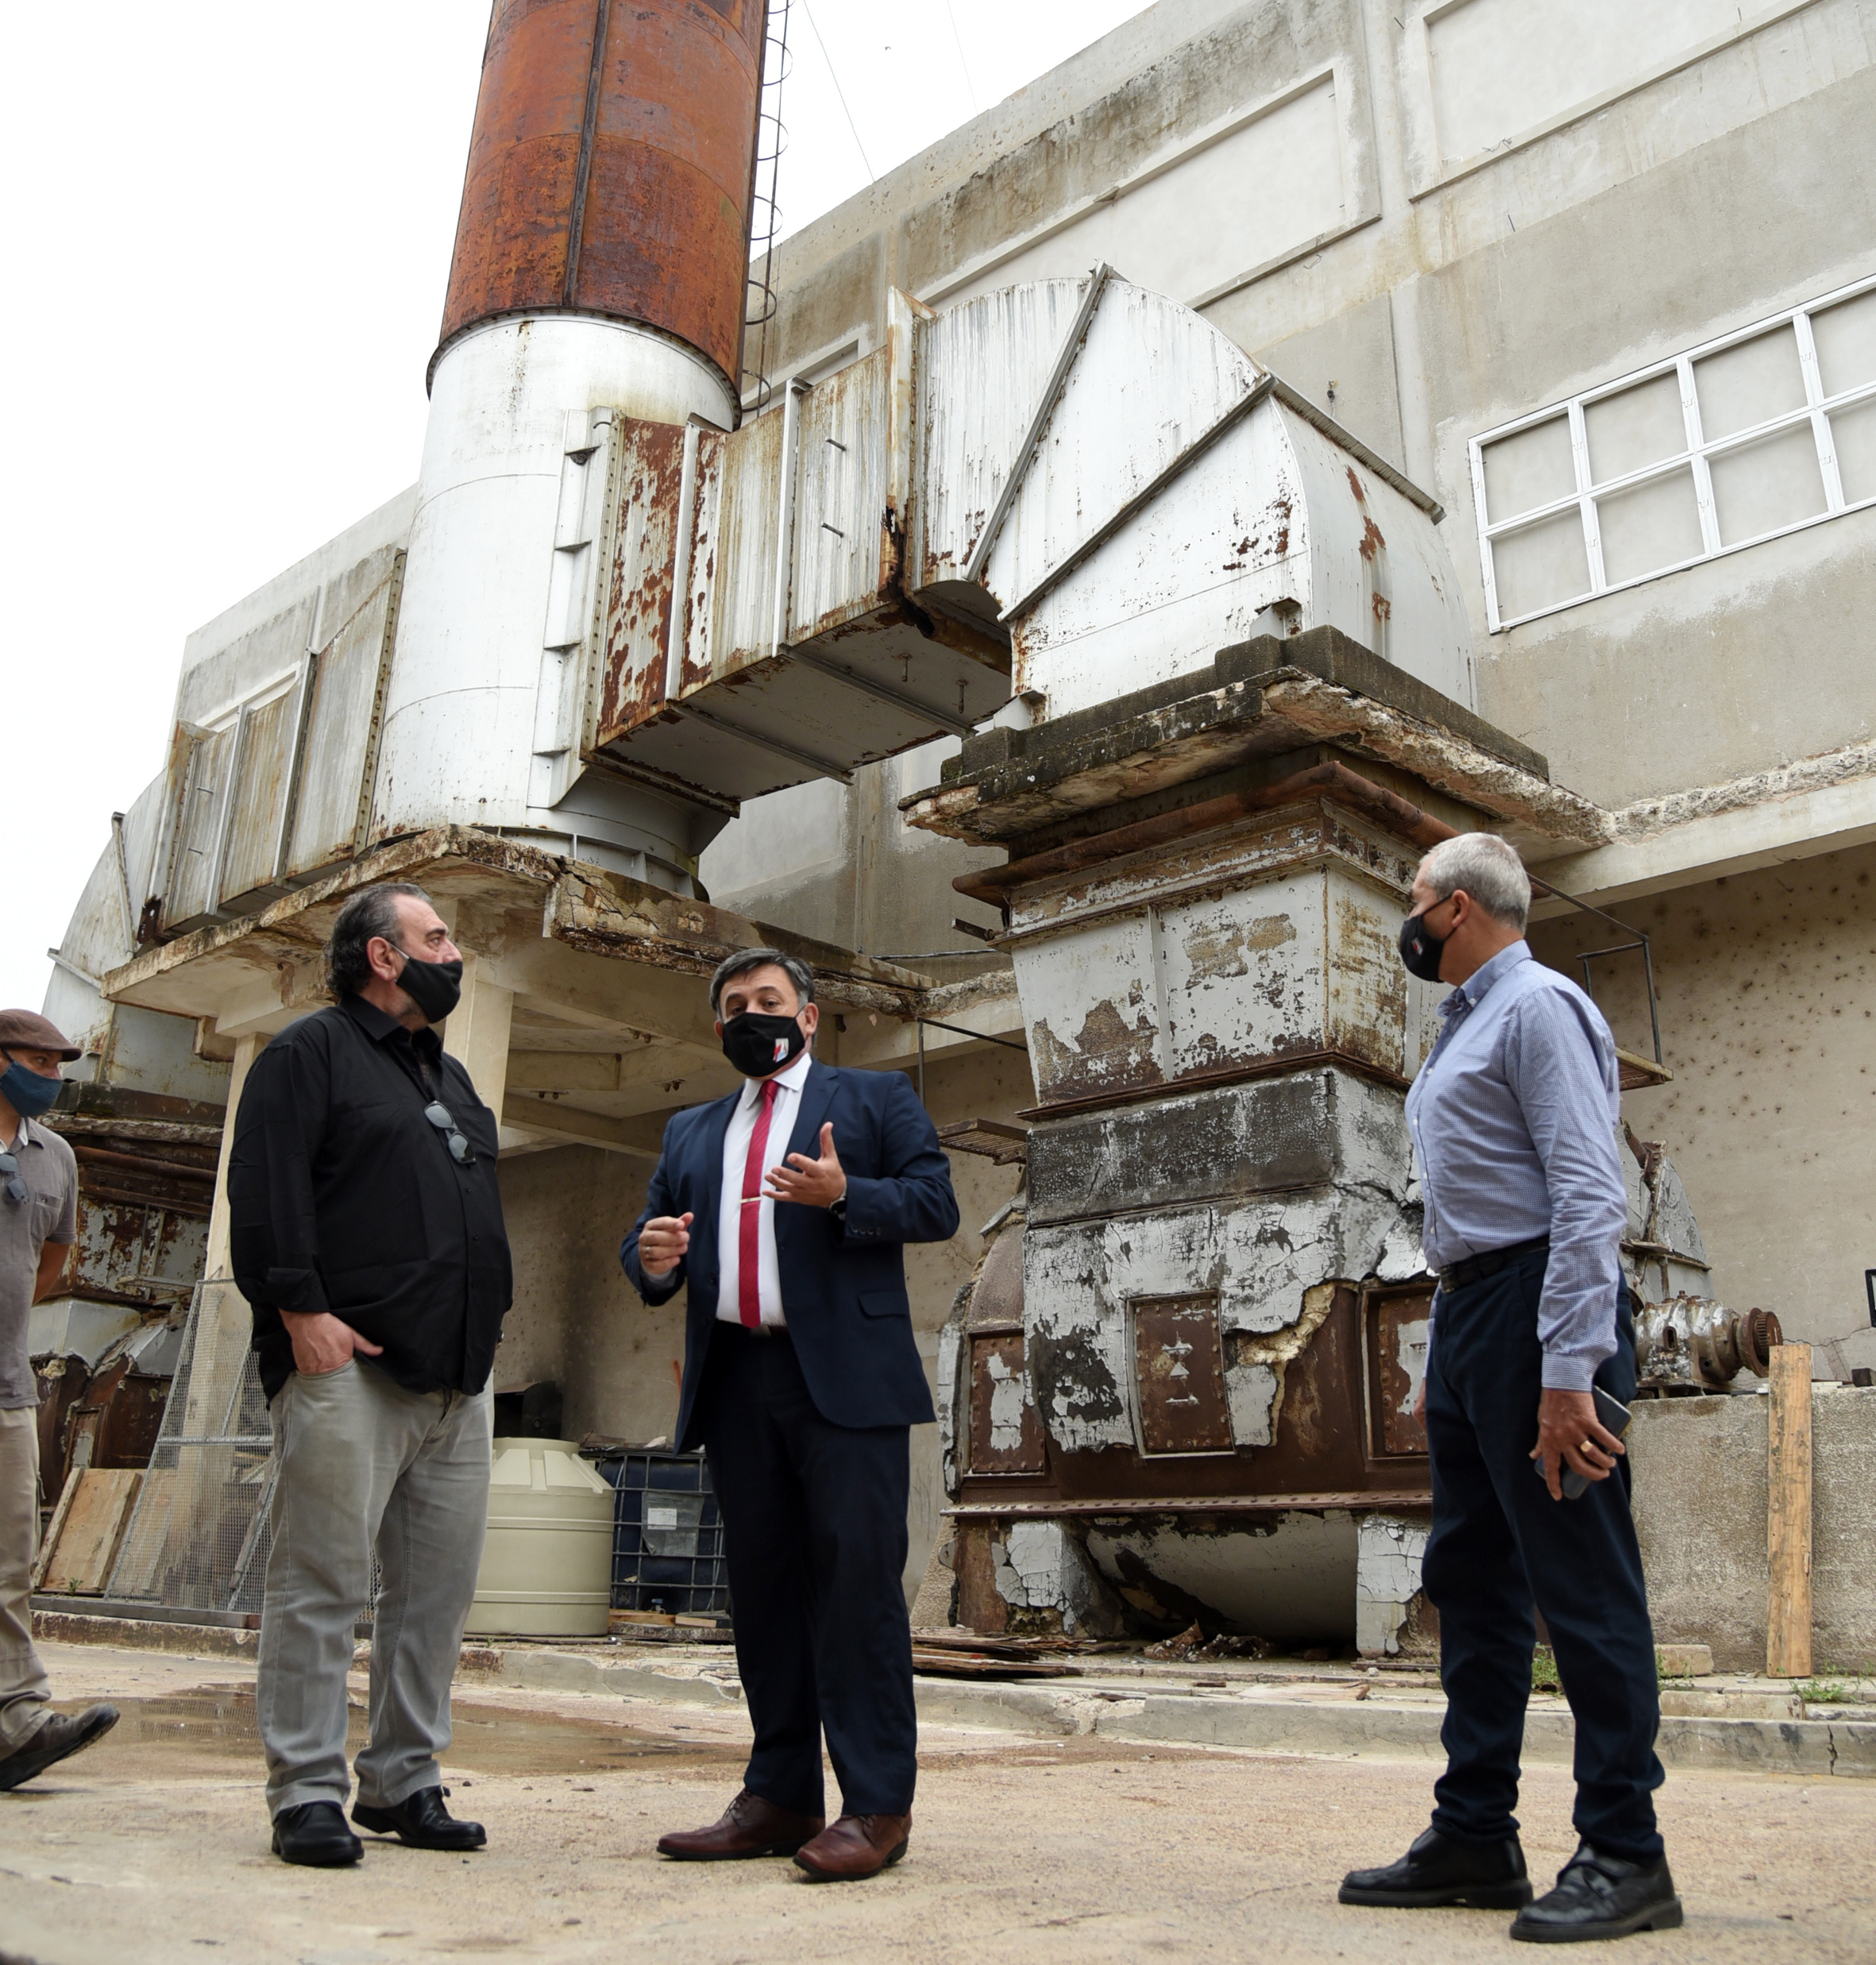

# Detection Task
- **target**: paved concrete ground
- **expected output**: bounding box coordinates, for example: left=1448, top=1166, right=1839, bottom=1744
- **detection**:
left=2, top=1643, right=1870, bottom=1964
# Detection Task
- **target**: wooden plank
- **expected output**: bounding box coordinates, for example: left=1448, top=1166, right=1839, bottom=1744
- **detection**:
left=29, top=1467, right=85, bottom=1592
left=1766, top=1342, right=1813, bottom=1679
left=37, top=1470, right=143, bottom=1596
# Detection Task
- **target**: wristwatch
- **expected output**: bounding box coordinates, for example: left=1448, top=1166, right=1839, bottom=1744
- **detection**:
left=828, top=1185, right=848, bottom=1223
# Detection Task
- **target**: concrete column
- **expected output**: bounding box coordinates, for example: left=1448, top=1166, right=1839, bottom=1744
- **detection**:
left=203, top=1033, right=262, bottom=1283
left=442, top=954, right=515, bottom=1119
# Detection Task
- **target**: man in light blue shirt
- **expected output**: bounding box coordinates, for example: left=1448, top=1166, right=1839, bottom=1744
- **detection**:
left=1340, top=834, right=1678, bottom=1945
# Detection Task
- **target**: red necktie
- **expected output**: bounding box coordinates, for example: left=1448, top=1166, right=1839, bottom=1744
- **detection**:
left=738, top=1079, right=780, bottom=1329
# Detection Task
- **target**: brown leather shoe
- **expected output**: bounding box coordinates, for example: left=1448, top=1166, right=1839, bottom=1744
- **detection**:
left=793, top=1812, right=912, bottom=1881
left=657, top=1788, right=825, bottom=1861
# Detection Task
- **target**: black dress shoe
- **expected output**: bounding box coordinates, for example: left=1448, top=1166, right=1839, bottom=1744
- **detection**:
left=0, top=1705, right=119, bottom=1791
left=353, top=1785, right=486, bottom=1851
left=1340, top=1824, right=1534, bottom=1909
left=272, top=1801, right=363, bottom=1867
left=1510, top=1841, right=1682, bottom=1943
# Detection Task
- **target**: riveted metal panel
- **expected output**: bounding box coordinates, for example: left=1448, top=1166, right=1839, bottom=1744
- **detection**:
left=1133, top=1295, right=1233, bottom=1456
left=1364, top=1281, right=1433, bottom=1461
left=161, top=724, right=233, bottom=930
left=789, top=348, right=889, bottom=641
left=968, top=1331, right=1047, bottom=1475
left=284, top=551, right=403, bottom=877
left=705, top=406, right=786, bottom=682
left=217, top=690, right=295, bottom=908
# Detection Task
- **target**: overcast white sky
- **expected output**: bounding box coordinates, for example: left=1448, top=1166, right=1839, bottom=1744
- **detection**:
left=0, top=0, right=1149, bottom=1018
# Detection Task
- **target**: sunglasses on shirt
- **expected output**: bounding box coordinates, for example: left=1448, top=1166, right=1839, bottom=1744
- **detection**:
left=0, top=1152, right=24, bottom=1206
left=423, top=1102, right=476, bottom=1166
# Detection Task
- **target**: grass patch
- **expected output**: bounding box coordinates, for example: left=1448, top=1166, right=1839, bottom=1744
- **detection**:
left=1655, top=1647, right=1695, bottom=1682
left=1797, top=1679, right=1851, bottom=1704
left=1531, top=1645, right=1562, bottom=1694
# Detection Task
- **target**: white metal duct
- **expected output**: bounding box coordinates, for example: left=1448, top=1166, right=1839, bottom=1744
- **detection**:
left=585, top=272, right=1476, bottom=807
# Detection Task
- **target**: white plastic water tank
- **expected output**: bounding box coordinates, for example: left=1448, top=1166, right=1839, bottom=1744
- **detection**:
left=465, top=1437, right=615, bottom=1639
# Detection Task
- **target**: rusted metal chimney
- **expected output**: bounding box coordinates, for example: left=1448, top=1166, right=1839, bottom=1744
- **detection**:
left=437, top=0, right=768, bottom=399
left=379, top=0, right=771, bottom=890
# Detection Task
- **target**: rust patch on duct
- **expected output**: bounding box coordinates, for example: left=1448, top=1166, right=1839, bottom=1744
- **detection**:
left=1133, top=1297, right=1233, bottom=1456
left=596, top=420, right=687, bottom=744
left=1363, top=1281, right=1433, bottom=1459
left=968, top=1332, right=1047, bottom=1475
left=1029, top=990, right=1162, bottom=1105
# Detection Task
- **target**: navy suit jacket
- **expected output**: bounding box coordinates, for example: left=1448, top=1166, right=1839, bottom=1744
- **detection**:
left=620, top=1060, right=958, bottom=1446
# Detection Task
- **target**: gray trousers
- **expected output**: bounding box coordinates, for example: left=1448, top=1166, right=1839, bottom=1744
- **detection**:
left=257, top=1358, right=491, bottom=1816
left=0, top=1407, right=51, bottom=1751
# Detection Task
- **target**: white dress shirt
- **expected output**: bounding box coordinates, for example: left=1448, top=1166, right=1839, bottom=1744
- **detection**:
left=715, top=1048, right=814, bottom=1326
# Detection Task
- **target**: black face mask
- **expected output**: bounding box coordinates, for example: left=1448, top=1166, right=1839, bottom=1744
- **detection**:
left=394, top=950, right=464, bottom=1024
left=1398, top=911, right=1449, bottom=983
left=720, top=1010, right=808, bottom=1079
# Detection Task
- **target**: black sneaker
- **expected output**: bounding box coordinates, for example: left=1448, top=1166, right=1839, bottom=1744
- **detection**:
left=1510, top=1841, right=1682, bottom=1943
left=1340, top=1824, right=1534, bottom=1909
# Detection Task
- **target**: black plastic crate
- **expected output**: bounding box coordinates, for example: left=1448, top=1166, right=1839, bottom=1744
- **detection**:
left=594, top=1448, right=731, bottom=1622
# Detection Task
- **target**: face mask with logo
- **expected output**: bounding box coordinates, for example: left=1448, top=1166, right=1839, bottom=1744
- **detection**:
left=1398, top=909, right=1451, bottom=983
left=393, top=949, right=464, bottom=1024
left=720, top=1010, right=808, bottom=1079
left=0, top=1056, right=64, bottom=1121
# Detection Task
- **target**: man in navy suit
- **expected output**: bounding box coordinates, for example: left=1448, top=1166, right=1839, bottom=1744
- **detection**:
left=621, top=948, right=958, bottom=1882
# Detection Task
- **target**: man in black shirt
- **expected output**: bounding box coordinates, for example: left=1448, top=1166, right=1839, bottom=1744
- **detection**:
left=229, top=881, right=511, bottom=1868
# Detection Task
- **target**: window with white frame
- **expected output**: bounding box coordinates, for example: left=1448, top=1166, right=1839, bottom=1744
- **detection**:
left=1470, top=276, right=1876, bottom=631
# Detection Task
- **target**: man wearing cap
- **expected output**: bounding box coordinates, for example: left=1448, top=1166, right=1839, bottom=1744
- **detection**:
left=0, top=1010, right=120, bottom=1789
left=228, top=881, right=511, bottom=1868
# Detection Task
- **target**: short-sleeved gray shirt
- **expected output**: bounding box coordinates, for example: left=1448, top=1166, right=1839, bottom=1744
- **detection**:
left=1, top=1114, right=78, bottom=1408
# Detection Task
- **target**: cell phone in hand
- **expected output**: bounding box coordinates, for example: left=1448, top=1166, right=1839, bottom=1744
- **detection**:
left=1534, top=1384, right=1631, bottom=1500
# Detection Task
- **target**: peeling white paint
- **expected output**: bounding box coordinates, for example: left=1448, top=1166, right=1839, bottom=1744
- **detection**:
left=1355, top=1514, right=1430, bottom=1658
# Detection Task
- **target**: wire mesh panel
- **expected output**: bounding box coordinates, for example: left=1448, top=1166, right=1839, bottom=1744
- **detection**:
left=106, top=1280, right=277, bottom=1613
left=596, top=1449, right=730, bottom=1621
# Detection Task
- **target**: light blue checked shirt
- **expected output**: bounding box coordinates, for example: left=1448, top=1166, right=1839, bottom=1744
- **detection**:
left=1406, top=942, right=1626, bottom=1392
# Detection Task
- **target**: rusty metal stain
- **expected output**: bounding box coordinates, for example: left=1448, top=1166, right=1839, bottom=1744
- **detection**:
left=1029, top=993, right=1162, bottom=1104
left=968, top=1333, right=1048, bottom=1475
left=438, top=0, right=765, bottom=392
left=1134, top=1296, right=1233, bottom=1455
left=1364, top=1282, right=1433, bottom=1458
left=681, top=430, right=726, bottom=692
left=596, top=419, right=686, bottom=745
left=1179, top=911, right=1297, bottom=983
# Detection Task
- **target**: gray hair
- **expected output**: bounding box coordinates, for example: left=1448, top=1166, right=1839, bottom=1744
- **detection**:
left=709, top=946, right=815, bottom=1017
left=1415, top=833, right=1531, bottom=931
left=326, top=882, right=433, bottom=998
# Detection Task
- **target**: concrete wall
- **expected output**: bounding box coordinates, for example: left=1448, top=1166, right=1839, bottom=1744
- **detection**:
left=1631, top=1385, right=1876, bottom=1674
left=748, top=0, right=1875, bottom=821
left=1530, top=841, right=1876, bottom=1376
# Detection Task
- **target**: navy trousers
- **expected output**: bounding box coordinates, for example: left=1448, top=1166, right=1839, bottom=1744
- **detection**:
left=1422, top=1248, right=1665, bottom=1863
left=695, top=1322, right=917, bottom=1819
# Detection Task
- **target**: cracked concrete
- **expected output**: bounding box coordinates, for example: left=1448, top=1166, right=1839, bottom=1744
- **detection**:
left=2, top=1641, right=1873, bottom=1964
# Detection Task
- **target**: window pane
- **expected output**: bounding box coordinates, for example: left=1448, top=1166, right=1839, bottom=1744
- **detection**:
left=1585, top=373, right=1685, bottom=484
left=1708, top=423, right=1827, bottom=545
left=1492, top=510, right=1591, bottom=620
left=1810, top=289, right=1876, bottom=399
left=1481, top=415, right=1574, bottom=522
left=1694, top=326, right=1807, bottom=442
left=1596, top=469, right=1704, bottom=584
left=1830, top=398, right=1876, bottom=504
